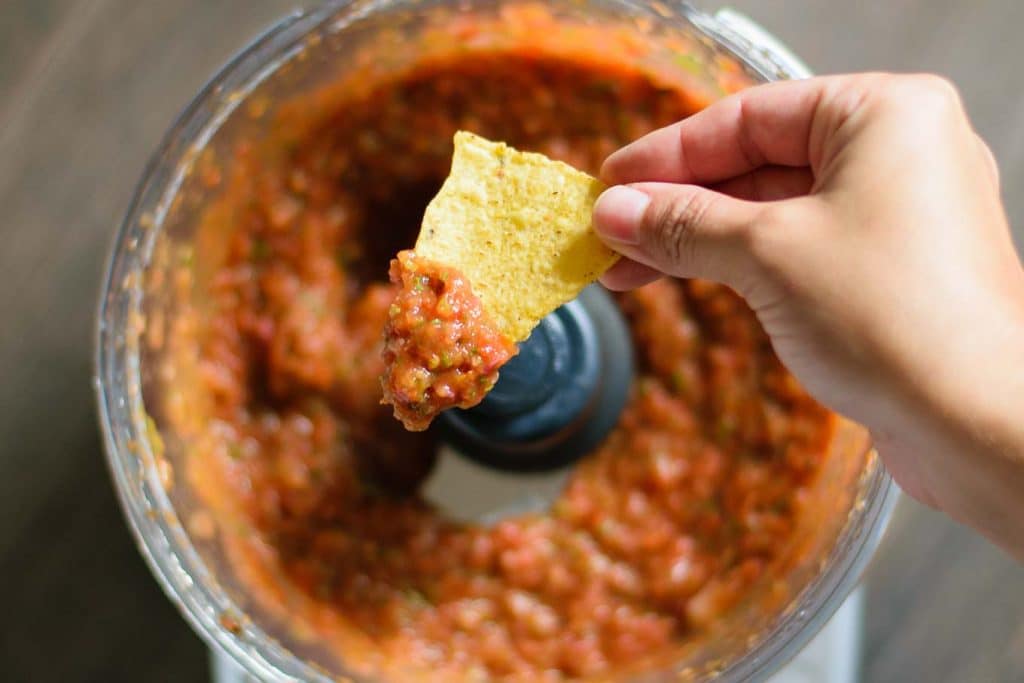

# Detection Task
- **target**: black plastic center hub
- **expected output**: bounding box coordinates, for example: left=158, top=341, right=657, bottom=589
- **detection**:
left=439, top=285, right=634, bottom=472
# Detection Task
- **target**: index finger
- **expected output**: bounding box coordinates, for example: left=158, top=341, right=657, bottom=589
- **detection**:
left=601, top=76, right=853, bottom=186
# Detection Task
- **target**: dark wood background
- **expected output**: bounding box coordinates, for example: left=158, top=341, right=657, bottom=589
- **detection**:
left=2, top=1, right=1022, bottom=681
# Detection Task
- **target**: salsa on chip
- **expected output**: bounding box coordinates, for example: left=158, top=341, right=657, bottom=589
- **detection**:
left=381, top=132, right=620, bottom=430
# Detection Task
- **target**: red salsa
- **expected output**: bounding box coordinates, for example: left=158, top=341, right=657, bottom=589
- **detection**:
left=165, top=10, right=835, bottom=682
left=381, top=250, right=517, bottom=431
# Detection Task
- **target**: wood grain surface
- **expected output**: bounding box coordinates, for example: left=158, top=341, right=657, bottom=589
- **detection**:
left=1, top=1, right=1021, bottom=681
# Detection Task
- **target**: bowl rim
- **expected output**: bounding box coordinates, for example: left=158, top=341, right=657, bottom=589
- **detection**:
left=94, top=2, right=899, bottom=681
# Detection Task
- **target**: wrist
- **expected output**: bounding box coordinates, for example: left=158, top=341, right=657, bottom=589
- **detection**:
left=883, top=296, right=1024, bottom=557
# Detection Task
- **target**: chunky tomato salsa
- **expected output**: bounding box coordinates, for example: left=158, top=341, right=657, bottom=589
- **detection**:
left=170, top=12, right=835, bottom=682
left=382, top=250, right=517, bottom=431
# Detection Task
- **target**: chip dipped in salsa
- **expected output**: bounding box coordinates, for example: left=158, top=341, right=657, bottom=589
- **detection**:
left=382, top=250, right=517, bottom=431
left=381, top=132, right=617, bottom=430
left=162, top=6, right=842, bottom=682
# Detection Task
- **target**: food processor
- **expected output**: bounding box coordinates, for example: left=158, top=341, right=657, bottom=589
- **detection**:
left=95, top=1, right=898, bottom=681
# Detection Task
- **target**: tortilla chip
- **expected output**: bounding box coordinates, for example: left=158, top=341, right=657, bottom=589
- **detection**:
left=415, top=131, right=619, bottom=342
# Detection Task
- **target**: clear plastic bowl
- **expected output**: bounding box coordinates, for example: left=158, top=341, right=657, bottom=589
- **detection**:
left=95, top=1, right=898, bottom=680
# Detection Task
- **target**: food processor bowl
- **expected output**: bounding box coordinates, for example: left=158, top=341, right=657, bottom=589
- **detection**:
left=96, top=1, right=898, bottom=681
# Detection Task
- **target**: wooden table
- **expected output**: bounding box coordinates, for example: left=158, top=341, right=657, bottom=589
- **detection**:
left=2, top=1, right=1021, bottom=681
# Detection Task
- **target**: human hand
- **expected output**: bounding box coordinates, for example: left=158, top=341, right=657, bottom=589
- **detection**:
left=593, top=74, right=1024, bottom=558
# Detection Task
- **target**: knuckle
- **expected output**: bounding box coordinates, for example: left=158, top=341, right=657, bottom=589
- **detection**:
left=916, top=73, right=962, bottom=101
left=647, top=191, right=714, bottom=266
left=891, top=74, right=965, bottom=115
left=975, top=133, right=1000, bottom=183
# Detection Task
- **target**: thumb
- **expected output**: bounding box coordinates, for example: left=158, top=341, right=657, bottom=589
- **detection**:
left=593, top=182, right=763, bottom=286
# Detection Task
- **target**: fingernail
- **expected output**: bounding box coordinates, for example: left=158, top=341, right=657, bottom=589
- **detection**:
left=593, top=185, right=650, bottom=246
